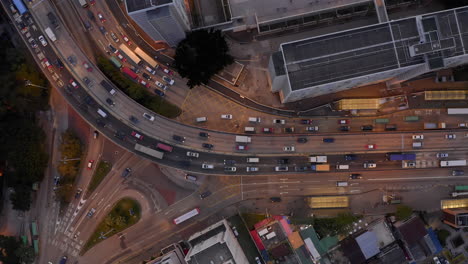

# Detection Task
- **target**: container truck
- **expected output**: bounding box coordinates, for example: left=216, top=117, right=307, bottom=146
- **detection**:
left=388, top=153, right=416, bottom=161
left=45, top=27, right=57, bottom=42
left=308, top=156, right=327, bottom=163
left=424, top=122, right=446, bottom=129
left=311, top=164, right=330, bottom=171
left=440, top=160, right=467, bottom=167
left=235, top=136, right=251, bottom=143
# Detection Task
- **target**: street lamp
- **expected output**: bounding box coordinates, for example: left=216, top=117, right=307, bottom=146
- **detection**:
left=24, top=79, right=48, bottom=90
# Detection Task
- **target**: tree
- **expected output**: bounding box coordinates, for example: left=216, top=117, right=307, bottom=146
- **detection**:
left=395, top=205, right=413, bottom=221
left=174, top=29, right=234, bottom=88
left=0, top=236, right=21, bottom=264
left=10, top=186, right=31, bottom=211
left=15, top=244, right=35, bottom=264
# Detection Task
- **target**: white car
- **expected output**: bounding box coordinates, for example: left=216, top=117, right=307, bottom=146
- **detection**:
left=142, top=113, right=155, bottom=121
left=273, top=119, right=286, bottom=124
left=306, top=126, right=319, bottom=131
left=436, top=153, right=448, bottom=158
left=363, top=162, right=377, bottom=168
left=221, top=114, right=232, bottom=119
left=445, top=134, right=456, bottom=139
left=224, top=166, right=237, bottom=172
left=162, top=75, right=174, bottom=85
left=38, top=35, right=47, bottom=46
left=155, top=81, right=168, bottom=90
left=283, top=146, right=295, bottom=152
left=202, top=163, right=214, bottom=169
left=186, top=151, right=199, bottom=158
left=412, top=135, right=424, bottom=140
left=246, top=167, right=259, bottom=172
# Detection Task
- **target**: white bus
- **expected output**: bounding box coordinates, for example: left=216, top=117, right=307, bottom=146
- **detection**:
left=119, top=44, right=141, bottom=65
left=134, top=144, right=164, bottom=159
left=173, top=208, right=200, bottom=225
left=448, top=108, right=468, bottom=115
left=134, top=47, right=158, bottom=68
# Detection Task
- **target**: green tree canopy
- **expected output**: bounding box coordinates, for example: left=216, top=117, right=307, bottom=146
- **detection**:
left=0, top=236, right=21, bottom=264
left=395, top=205, right=413, bottom=221
left=174, top=29, right=234, bottom=88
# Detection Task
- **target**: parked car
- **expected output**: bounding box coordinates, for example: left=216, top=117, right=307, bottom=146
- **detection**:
left=284, top=127, right=295, bottom=133
left=412, top=135, right=424, bottom=140
left=121, top=168, right=132, bottom=178
left=82, top=62, right=93, bottom=72
left=122, top=35, right=132, bottom=45
left=345, top=154, right=357, bottom=161
left=224, top=166, right=237, bottom=172
left=436, top=153, right=448, bottom=158
left=69, top=79, right=79, bottom=89
left=445, top=134, right=456, bottom=139
left=221, top=114, right=233, bottom=119
left=202, top=143, right=214, bottom=149
left=236, top=145, right=248, bottom=150
left=300, top=119, right=312, bottom=124
left=366, top=144, right=376, bottom=149
left=262, top=127, right=274, bottom=133
left=162, top=75, right=174, bottom=85
left=306, top=126, right=319, bottom=132
left=110, top=32, right=119, bottom=42
left=87, top=160, right=94, bottom=169
left=38, top=35, right=47, bottom=46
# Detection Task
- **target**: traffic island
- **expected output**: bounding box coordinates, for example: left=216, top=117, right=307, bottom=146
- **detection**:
left=81, top=198, right=141, bottom=254
left=86, top=160, right=112, bottom=196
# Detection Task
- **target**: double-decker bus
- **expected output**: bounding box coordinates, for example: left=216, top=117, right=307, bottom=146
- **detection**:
left=173, top=208, right=200, bottom=225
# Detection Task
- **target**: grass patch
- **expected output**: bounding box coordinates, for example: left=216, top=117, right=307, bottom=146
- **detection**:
left=81, top=198, right=141, bottom=253
left=87, top=160, right=112, bottom=196
left=241, top=213, right=266, bottom=230
left=436, top=229, right=450, bottom=247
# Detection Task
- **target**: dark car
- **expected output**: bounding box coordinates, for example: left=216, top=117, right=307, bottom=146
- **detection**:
left=114, top=131, right=126, bottom=140
left=108, top=44, right=117, bottom=53
left=199, top=132, right=209, bottom=138
left=284, top=127, right=295, bottom=133
left=202, top=143, right=214, bottom=149
left=142, top=73, right=151, bottom=80
left=129, top=115, right=139, bottom=124
left=83, top=77, right=93, bottom=88
left=300, top=119, right=312, bottom=124
left=452, top=170, right=464, bottom=176
left=297, top=137, right=308, bottom=143
left=122, top=167, right=132, bottom=178
left=385, top=124, right=397, bottom=131
left=55, top=58, right=64, bottom=69
left=224, top=160, right=236, bottom=165
left=345, top=154, right=357, bottom=161
left=106, top=98, right=115, bottom=107
left=270, top=197, right=282, bottom=203
left=99, top=26, right=107, bottom=35
left=361, top=125, right=373, bottom=131
left=323, top=138, right=335, bottom=143
left=173, top=135, right=185, bottom=142
left=349, top=173, right=362, bottom=179
left=154, top=89, right=165, bottom=97
left=340, top=126, right=350, bottom=132
left=75, top=188, right=83, bottom=199
left=96, top=118, right=106, bottom=127
left=278, top=158, right=289, bottom=164
left=294, top=166, right=308, bottom=172
left=84, top=95, right=95, bottom=106
left=199, top=191, right=212, bottom=199
left=87, top=10, right=95, bottom=21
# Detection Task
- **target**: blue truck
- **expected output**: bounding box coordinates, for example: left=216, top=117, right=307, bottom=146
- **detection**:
left=388, top=153, right=416, bottom=161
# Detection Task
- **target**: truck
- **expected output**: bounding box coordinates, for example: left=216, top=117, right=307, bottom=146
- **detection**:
left=44, top=27, right=57, bottom=42
left=235, top=136, right=251, bottom=143
left=440, top=160, right=467, bottom=167
left=388, top=153, right=416, bottom=161
left=308, top=156, right=327, bottom=163
left=100, top=80, right=116, bottom=96
left=47, top=12, right=59, bottom=29
left=311, top=164, right=330, bottom=172
left=424, top=122, right=446, bottom=129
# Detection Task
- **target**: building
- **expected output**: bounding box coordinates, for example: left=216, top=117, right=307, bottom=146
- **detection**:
left=269, top=6, right=468, bottom=103
left=185, top=219, right=248, bottom=264
left=147, top=243, right=187, bottom=264
left=124, top=0, right=190, bottom=47
left=443, top=208, right=468, bottom=228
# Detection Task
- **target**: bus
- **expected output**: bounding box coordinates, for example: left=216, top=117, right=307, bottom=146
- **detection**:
left=31, top=221, right=38, bottom=238
left=13, top=0, right=27, bottom=15
left=405, top=116, right=419, bottom=122
left=173, top=208, right=200, bottom=225
left=455, top=186, right=468, bottom=191
left=134, top=47, right=158, bottom=68
left=448, top=108, right=468, bottom=115
left=33, top=239, right=39, bottom=254
left=119, top=44, right=141, bottom=65
left=156, top=143, right=173, bottom=152
left=78, top=0, right=88, bottom=8
left=110, top=56, right=122, bottom=68
left=375, top=118, right=389, bottom=124
left=134, top=144, right=164, bottom=159
left=121, top=67, right=138, bottom=80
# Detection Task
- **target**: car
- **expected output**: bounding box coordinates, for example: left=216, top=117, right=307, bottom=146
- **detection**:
left=162, top=75, right=175, bottom=85
left=283, top=146, right=295, bottom=152
left=163, top=68, right=173, bottom=75
left=224, top=160, right=236, bottom=166
left=300, top=119, right=312, bottom=124
left=38, top=35, right=47, bottom=46
left=142, top=73, right=151, bottom=80
left=284, top=127, right=294, bottom=133
left=452, top=170, right=465, bottom=176
left=82, top=77, right=93, bottom=88
left=106, top=98, right=115, bottom=107
left=338, top=119, right=349, bottom=124
left=110, top=32, right=119, bottom=42
left=433, top=257, right=441, bottom=264
left=98, top=26, right=107, bottom=35
left=42, top=58, right=53, bottom=68
left=361, top=125, right=373, bottom=131
left=153, top=88, right=165, bottom=97
left=275, top=166, right=288, bottom=172
left=114, top=131, right=126, bottom=140
left=82, top=62, right=93, bottom=72
left=340, top=126, right=350, bottom=132
left=363, top=162, right=376, bottom=168
left=155, top=81, right=167, bottom=90
left=122, top=35, right=132, bottom=45
left=142, top=113, right=155, bottom=121
left=97, top=12, right=106, bottom=23
left=270, top=197, right=281, bottom=203
left=87, top=208, right=96, bottom=218
left=278, top=158, right=289, bottom=164
left=436, top=153, right=448, bottom=158
left=297, top=137, right=307, bottom=143
left=403, top=161, right=416, bottom=168
left=458, top=123, right=468, bottom=128
left=246, top=167, right=259, bottom=172
left=306, top=126, right=319, bottom=132
left=116, top=52, right=126, bottom=62
left=199, top=132, right=209, bottom=138
left=221, top=114, right=233, bottom=119
left=255, top=256, right=262, bottom=264
left=173, top=135, right=185, bottom=142
left=412, top=135, right=424, bottom=140
left=294, top=166, right=308, bottom=172
left=273, top=119, right=285, bottom=124
left=108, top=44, right=117, bottom=53
left=75, top=188, right=83, bottom=199
left=67, top=55, right=77, bottom=66
left=236, top=145, right=248, bottom=150
left=224, top=166, right=237, bottom=172
left=201, top=163, right=214, bottom=169
left=69, top=79, right=79, bottom=88
left=349, top=174, right=362, bottom=179
left=262, top=127, right=274, bottom=133
left=55, top=58, right=64, bottom=69
left=202, top=143, right=214, bottom=149
left=28, top=38, right=38, bottom=48
left=121, top=168, right=132, bottom=178
left=345, top=154, right=357, bottom=161
left=323, top=138, right=334, bottom=143
left=129, top=115, right=139, bottom=124
left=131, top=131, right=144, bottom=140
left=199, top=191, right=212, bottom=199
left=93, top=131, right=99, bottom=139
left=89, top=0, right=95, bottom=4
left=60, top=256, right=68, bottom=264
left=366, top=144, right=376, bottom=149
left=186, top=151, right=199, bottom=158
left=445, top=134, right=456, bottom=139
left=139, top=79, right=150, bottom=88
left=87, top=160, right=94, bottom=169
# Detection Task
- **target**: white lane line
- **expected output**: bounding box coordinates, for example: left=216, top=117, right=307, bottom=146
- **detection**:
left=370, top=175, right=468, bottom=181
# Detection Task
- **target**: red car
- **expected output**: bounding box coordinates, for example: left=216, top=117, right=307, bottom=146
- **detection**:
left=83, top=62, right=93, bottom=72
left=122, top=35, right=132, bottom=46
left=87, top=160, right=94, bottom=169
left=69, top=79, right=79, bottom=89
left=163, top=68, right=173, bottom=75
left=131, top=131, right=143, bottom=140
left=262, top=127, right=273, bottom=133
left=338, top=119, right=349, bottom=124
left=115, top=52, right=126, bottom=62
left=366, top=144, right=376, bottom=150
left=97, top=12, right=106, bottom=23
left=236, top=145, right=248, bottom=150
left=139, top=79, right=150, bottom=88
left=41, top=58, right=53, bottom=68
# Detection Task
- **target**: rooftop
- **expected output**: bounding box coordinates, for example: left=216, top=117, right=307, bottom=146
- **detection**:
left=126, top=0, right=171, bottom=13
left=396, top=217, right=427, bottom=247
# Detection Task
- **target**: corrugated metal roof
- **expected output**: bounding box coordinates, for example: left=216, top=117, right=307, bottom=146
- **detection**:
left=307, top=196, right=349, bottom=209
left=425, top=90, right=467, bottom=100
left=441, top=198, right=468, bottom=209
left=337, top=99, right=381, bottom=110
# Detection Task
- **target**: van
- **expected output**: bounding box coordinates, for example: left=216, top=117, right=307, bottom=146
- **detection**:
left=412, top=142, right=423, bottom=148
left=247, top=157, right=259, bottom=163
left=336, top=164, right=349, bottom=170
left=185, top=174, right=197, bottom=181
left=249, top=117, right=261, bottom=123
left=201, top=163, right=214, bottom=169
left=97, top=108, right=107, bottom=118
left=245, top=127, right=255, bottom=133
left=196, top=117, right=207, bottom=123
left=336, top=181, right=348, bottom=187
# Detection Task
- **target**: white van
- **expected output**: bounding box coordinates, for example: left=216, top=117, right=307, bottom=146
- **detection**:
left=336, top=164, right=349, bottom=170
left=336, top=181, right=348, bottom=187
left=145, top=66, right=156, bottom=75
left=201, top=163, right=214, bottom=169
left=412, top=142, right=423, bottom=148
left=185, top=174, right=197, bottom=181
left=97, top=108, right=107, bottom=118
left=245, top=127, right=255, bottom=133
left=196, top=117, right=207, bottom=123
left=249, top=117, right=261, bottom=123
left=247, top=157, right=260, bottom=163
